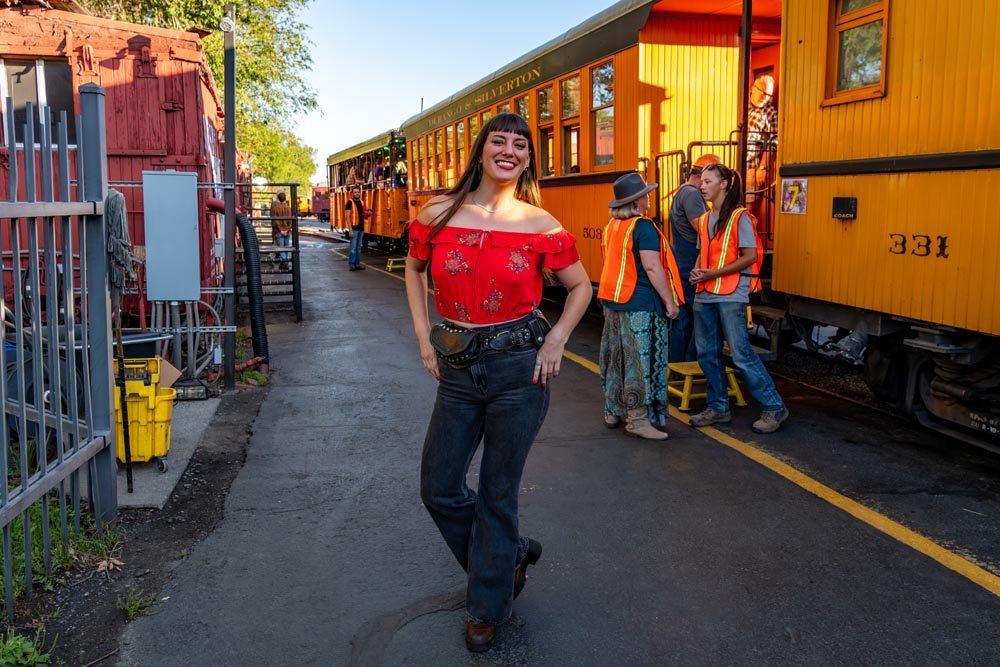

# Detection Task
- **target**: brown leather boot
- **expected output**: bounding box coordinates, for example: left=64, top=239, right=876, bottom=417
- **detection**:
left=626, top=407, right=668, bottom=440
left=465, top=620, right=496, bottom=652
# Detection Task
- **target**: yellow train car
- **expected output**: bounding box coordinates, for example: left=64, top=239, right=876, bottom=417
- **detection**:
left=774, top=0, right=1000, bottom=448
left=399, top=0, right=782, bottom=279
left=326, top=131, right=410, bottom=250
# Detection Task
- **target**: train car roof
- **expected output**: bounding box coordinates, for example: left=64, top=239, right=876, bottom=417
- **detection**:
left=398, top=0, right=657, bottom=139
left=326, top=130, right=398, bottom=166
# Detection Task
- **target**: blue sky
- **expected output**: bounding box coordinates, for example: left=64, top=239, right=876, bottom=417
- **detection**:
left=294, top=1, right=616, bottom=183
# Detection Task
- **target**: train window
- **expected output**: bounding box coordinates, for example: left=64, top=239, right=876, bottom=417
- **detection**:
left=457, top=120, right=466, bottom=172
left=1, top=58, right=77, bottom=144
left=562, top=125, right=579, bottom=175
left=435, top=130, right=443, bottom=157
left=499, top=102, right=511, bottom=114
left=823, top=0, right=887, bottom=106
left=516, top=95, right=529, bottom=120
left=470, top=115, right=479, bottom=143
left=539, top=127, right=554, bottom=177
left=591, top=62, right=614, bottom=167
left=446, top=125, right=454, bottom=152
left=561, top=76, right=580, bottom=118
left=538, top=87, right=553, bottom=123
left=481, top=110, right=493, bottom=125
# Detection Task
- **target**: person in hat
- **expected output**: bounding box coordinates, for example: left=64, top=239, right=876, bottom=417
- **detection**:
left=269, top=189, right=293, bottom=270
left=667, top=154, right=720, bottom=361
left=404, top=112, right=591, bottom=652
left=597, top=172, right=684, bottom=440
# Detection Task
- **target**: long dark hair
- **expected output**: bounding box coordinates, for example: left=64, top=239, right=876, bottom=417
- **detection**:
left=428, top=112, right=541, bottom=237
left=701, top=163, right=742, bottom=238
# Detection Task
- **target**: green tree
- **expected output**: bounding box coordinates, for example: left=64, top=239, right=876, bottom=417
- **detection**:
left=79, top=0, right=318, bottom=184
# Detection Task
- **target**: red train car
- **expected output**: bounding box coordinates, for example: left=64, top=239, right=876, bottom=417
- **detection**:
left=0, top=1, right=225, bottom=316
left=311, top=185, right=330, bottom=221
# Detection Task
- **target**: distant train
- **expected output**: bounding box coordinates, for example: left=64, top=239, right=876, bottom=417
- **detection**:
left=326, top=0, right=1000, bottom=451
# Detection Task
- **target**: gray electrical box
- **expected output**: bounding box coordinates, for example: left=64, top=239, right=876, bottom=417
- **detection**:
left=143, top=171, right=200, bottom=301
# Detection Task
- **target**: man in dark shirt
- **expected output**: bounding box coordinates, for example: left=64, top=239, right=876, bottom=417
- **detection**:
left=667, top=153, right=719, bottom=361
left=345, top=187, right=367, bottom=271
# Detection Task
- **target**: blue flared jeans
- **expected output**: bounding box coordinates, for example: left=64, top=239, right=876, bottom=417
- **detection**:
left=693, top=300, right=784, bottom=413
left=420, top=347, right=550, bottom=624
left=669, top=236, right=699, bottom=362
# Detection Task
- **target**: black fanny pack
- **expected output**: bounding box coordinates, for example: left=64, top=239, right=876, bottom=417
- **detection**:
left=429, top=311, right=551, bottom=368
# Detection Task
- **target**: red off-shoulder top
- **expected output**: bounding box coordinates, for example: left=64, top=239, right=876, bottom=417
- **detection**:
left=408, top=221, right=580, bottom=325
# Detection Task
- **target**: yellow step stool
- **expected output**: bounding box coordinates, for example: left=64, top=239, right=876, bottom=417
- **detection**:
left=385, top=256, right=406, bottom=271
left=668, top=361, right=747, bottom=411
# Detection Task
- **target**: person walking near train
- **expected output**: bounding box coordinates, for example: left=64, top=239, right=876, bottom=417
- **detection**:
left=667, top=154, right=720, bottom=362
left=404, top=112, right=591, bottom=653
left=345, top=187, right=369, bottom=271
left=597, top=172, right=682, bottom=439
left=269, top=189, right=293, bottom=271
left=688, top=162, right=788, bottom=433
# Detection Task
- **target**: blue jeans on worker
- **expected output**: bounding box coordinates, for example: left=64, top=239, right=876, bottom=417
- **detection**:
left=348, top=228, right=364, bottom=268
left=669, top=236, right=699, bottom=362
left=276, top=232, right=291, bottom=263
left=420, top=346, right=550, bottom=624
left=693, top=300, right=784, bottom=413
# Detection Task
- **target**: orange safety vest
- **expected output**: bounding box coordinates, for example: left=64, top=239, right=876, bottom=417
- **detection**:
left=348, top=198, right=366, bottom=228
left=695, top=207, right=764, bottom=295
left=598, top=216, right=685, bottom=306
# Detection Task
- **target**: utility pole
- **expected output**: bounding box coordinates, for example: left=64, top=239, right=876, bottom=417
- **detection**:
left=737, top=0, right=752, bottom=206
left=222, top=4, right=237, bottom=389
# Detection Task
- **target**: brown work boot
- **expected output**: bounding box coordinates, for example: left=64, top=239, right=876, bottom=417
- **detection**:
left=465, top=620, right=496, bottom=652
left=752, top=408, right=789, bottom=434
left=689, top=407, right=732, bottom=427
left=625, top=408, right=668, bottom=440
left=603, top=412, right=621, bottom=429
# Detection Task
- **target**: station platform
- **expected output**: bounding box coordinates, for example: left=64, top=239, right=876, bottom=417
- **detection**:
left=120, top=241, right=1000, bottom=666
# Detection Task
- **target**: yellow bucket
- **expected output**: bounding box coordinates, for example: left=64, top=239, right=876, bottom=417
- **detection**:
left=115, top=386, right=176, bottom=464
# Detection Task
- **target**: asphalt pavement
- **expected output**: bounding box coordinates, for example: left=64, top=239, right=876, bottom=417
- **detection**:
left=118, top=239, right=1000, bottom=666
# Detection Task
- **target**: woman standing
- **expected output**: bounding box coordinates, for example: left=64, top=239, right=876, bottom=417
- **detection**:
left=598, top=173, right=683, bottom=440
left=405, top=113, right=591, bottom=652
left=688, top=163, right=788, bottom=433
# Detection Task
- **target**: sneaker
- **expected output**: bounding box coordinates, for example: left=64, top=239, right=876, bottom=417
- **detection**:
left=752, top=408, right=789, bottom=434
left=689, top=408, right=732, bottom=427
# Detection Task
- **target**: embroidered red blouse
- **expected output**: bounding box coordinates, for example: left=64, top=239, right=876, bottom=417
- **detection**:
left=408, top=221, right=580, bottom=324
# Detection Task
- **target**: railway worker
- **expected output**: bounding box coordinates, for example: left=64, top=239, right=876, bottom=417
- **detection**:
left=597, top=172, right=682, bottom=440
left=345, top=187, right=368, bottom=271
left=667, top=153, right=720, bottom=362
left=404, top=112, right=591, bottom=653
left=689, top=163, right=788, bottom=433
left=269, top=189, right=293, bottom=270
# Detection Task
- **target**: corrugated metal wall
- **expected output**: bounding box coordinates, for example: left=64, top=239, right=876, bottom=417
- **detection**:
left=775, top=0, right=1000, bottom=335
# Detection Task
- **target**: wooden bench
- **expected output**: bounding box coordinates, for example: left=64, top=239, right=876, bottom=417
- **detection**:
left=667, top=361, right=747, bottom=412
left=385, top=257, right=407, bottom=271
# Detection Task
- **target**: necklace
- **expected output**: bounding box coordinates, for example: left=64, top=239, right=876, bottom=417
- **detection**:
left=470, top=197, right=516, bottom=214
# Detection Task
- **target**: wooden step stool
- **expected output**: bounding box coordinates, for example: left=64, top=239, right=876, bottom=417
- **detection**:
left=667, top=361, right=747, bottom=411
left=385, top=256, right=406, bottom=271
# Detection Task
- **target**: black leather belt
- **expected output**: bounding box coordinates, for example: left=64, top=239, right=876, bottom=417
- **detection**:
left=481, top=324, right=538, bottom=352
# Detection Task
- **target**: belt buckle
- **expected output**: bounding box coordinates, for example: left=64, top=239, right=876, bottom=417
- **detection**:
left=490, top=330, right=512, bottom=351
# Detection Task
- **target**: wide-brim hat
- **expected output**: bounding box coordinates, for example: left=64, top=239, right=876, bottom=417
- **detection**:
left=609, top=172, right=657, bottom=208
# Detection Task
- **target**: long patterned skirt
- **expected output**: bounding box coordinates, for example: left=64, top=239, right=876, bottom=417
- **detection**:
left=599, top=308, right=670, bottom=425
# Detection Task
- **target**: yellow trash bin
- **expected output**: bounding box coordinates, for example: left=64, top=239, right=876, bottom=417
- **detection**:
left=115, top=386, right=176, bottom=465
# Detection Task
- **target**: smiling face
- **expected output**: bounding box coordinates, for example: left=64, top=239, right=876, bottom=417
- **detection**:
left=480, top=130, right=530, bottom=184
left=351, top=188, right=360, bottom=199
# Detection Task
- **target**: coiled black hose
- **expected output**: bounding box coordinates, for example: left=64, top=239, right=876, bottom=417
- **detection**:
left=235, top=212, right=269, bottom=363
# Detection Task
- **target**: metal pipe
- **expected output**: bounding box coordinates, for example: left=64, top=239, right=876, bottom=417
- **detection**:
left=737, top=0, right=752, bottom=205
left=222, top=4, right=237, bottom=389
left=171, top=301, right=182, bottom=368
left=185, top=301, right=196, bottom=378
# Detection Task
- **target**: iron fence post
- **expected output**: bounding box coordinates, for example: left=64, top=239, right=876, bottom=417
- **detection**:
left=80, top=83, right=117, bottom=523
left=291, top=183, right=303, bottom=321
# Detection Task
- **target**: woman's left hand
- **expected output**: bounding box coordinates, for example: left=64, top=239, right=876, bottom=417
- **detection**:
left=533, top=338, right=565, bottom=388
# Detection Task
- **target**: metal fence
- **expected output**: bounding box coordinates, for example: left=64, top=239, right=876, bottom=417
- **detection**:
left=0, top=84, right=116, bottom=619
left=238, top=182, right=303, bottom=322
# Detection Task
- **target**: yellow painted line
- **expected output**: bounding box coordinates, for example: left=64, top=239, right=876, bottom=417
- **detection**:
left=563, top=351, right=1000, bottom=598
left=362, top=258, right=1000, bottom=597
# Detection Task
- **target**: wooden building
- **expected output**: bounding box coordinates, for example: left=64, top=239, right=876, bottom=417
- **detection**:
left=0, top=0, right=225, bottom=314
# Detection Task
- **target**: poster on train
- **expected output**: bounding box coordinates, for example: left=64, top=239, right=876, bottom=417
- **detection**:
left=781, top=178, right=808, bottom=214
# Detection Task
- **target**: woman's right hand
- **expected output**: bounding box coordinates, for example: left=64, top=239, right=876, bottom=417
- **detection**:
left=419, top=339, right=441, bottom=381
left=664, top=301, right=680, bottom=319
